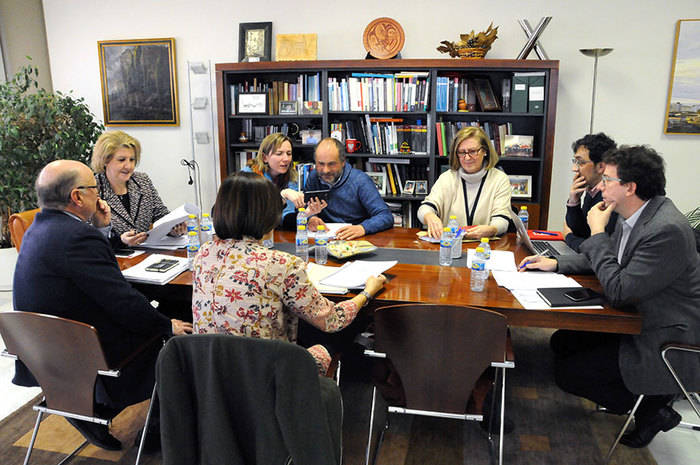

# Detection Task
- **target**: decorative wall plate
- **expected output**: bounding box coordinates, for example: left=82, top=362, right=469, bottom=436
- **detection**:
left=363, top=17, right=405, bottom=59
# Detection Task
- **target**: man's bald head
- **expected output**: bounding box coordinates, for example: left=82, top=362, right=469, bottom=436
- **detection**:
left=36, top=160, right=93, bottom=209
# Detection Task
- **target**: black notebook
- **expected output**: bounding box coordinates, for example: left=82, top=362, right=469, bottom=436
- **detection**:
left=536, top=287, right=604, bottom=307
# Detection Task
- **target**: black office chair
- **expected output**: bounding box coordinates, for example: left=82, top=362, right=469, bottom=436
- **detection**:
left=605, top=342, right=700, bottom=462
left=364, top=304, right=514, bottom=465
left=0, top=311, right=159, bottom=465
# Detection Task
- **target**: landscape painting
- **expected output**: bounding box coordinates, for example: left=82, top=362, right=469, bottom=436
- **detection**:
left=665, top=19, right=700, bottom=135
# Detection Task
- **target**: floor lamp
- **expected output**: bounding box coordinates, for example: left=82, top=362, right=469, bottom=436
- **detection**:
left=580, top=48, right=613, bottom=134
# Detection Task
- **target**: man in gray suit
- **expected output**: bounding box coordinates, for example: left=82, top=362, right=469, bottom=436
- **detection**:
left=520, top=145, right=700, bottom=448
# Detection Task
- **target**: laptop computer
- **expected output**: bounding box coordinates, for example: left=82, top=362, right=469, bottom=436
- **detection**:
left=510, top=210, right=577, bottom=257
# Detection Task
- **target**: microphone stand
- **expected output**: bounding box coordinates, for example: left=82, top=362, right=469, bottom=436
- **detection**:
left=180, top=158, right=203, bottom=214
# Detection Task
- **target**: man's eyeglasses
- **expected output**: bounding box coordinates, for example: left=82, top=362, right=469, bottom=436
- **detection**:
left=75, top=185, right=98, bottom=191
left=601, top=175, right=623, bottom=186
left=571, top=158, right=592, bottom=166
left=457, top=147, right=484, bottom=159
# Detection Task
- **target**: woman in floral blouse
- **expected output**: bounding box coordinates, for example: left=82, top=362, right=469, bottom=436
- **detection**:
left=192, top=172, right=385, bottom=373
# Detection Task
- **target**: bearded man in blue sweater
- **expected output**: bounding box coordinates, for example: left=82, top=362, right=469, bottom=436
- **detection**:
left=305, top=138, right=393, bottom=240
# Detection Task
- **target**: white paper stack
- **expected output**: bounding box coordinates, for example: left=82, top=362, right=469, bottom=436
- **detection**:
left=320, top=260, right=397, bottom=289
left=140, top=203, right=200, bottom=249
left=121, top=254, right=189, bottom=285
left=306, top=263, right=348, bottom=294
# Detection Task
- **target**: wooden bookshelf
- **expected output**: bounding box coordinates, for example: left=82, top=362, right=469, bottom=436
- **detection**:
left=216, top=59, right=558, bottom=228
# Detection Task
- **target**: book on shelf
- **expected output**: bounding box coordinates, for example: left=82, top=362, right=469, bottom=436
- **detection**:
left=512, top=72, right=545, bottom=114
left=435, top=120, right=513, bottom=156
left=296, top=162, right=314, bottom=190
left=327, top=72, right=429, bottom=112
left=235, top=151, right=256, bottom=171
left=503, top=135, right=534, bottom=158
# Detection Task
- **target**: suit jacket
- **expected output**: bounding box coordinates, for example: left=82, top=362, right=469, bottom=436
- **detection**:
left=96, top=171, right=170, bottom=238
left=564, top=189, right=618, bottom=251
left=156, top=334, right=341, bottom=465
left=558, top=196, right=700, bottom=394
left=12, top=209, right=172, bottom=386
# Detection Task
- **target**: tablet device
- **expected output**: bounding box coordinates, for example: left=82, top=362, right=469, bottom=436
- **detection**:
left=145, top=259, right=180, bottom=273
left=304, top=190, right=329, bottom=203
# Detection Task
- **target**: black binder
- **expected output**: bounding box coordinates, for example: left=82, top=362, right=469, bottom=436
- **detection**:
left=535, top=287, right=604, bottom=307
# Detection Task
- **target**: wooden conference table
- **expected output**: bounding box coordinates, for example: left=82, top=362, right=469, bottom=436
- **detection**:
left=118, top=228, right=641, bottom=335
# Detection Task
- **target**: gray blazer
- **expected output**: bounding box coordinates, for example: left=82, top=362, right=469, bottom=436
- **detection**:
left=558, top=196, right=700, bottom=395
left=96, top=171, right=169, bottom=238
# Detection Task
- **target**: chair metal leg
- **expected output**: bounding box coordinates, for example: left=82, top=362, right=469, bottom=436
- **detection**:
left=22, top=410, right=43, bottom=465
left=499, top=366, right=506, bottom=465
left=135, top=383, right=158, bottom=465
left=371, top=419, right=389, bottom=465
left=605, top=394, right=644, bottom=463
left=365, top=386, right=378, bottom=465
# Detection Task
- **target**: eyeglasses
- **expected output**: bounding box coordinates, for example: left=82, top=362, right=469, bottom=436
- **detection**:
left=75, top=185, right=98, bottom=191
left=571, top=158, right=592, bottom=166
left=457, top=147, right=484, bottom=159
left=601, top=174, right=623, bottom=186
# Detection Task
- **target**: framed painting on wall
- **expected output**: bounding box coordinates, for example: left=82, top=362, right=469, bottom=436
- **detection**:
left=98, top=38, right=179, bottom=126
left=664, top=19, right=700, bottom=135
left=239, top=22, right=272, bottom=62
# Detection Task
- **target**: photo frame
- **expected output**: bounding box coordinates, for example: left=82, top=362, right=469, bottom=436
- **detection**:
left=503, top=134, right=534, bottom=157
left=238, top=22, right=272, bottom=62
left=472, top=78, right=501, bottom=111
left=366, top=172, right=387, bottom=195
left=279, top=100, right=298, bottom=115
left=97, top=38, right=179, bottom=126
left=415, top=180, right=428, bottom=195
left=237, top=93, right=267, bottom=114
left=276, top=33, right=318, bottom=61
left=403, top=180, right=415, bottom=195
left=509, top=175, right=532, bottom=198
left=664, top=19, right=700, bottom=135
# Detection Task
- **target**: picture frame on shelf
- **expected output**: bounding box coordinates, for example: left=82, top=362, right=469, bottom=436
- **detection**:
left=509, top=175, right=532, bottom=198
left=97, top=38, right=179, bottom=126
left=301, top=101, right=323, bottom=115
left=415, top=180, right=428, bottom=195
left=238, top=22, right=272, bottom=62
left=300, top=129, right=322, bottom=145
left=503, top=135, right=534, bottom=157
left=403, top=180, right=415, bottom=195
left=279, top=100, right=298, bottom=115
left=366, top=172, right=387, bottom=195
left=276, top=33, right=318, bottom=61
left=237, top=93, right=267, bottom=114
left=472, top=78, right=501, bottom=111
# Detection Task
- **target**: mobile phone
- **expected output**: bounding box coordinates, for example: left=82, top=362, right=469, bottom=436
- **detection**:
left=304, top=190, right=330, bottom=203
left=145, top=259, right=179, bottom=273
left=564, top=288, right=596, bottom=302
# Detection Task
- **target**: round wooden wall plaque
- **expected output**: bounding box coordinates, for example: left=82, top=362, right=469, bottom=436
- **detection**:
left=363, top=17, right=405, bottom=59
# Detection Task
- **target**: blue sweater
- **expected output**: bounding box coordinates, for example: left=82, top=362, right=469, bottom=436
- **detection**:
left=304, top=163, right=393, bottom=235
left=242, top=167, right=298, bottom=221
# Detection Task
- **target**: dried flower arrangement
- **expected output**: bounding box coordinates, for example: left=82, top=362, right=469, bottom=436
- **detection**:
left=437, top=23, right=499, bottom=58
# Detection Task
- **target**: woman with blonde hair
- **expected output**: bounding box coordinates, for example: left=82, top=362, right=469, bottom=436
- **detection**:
left=91, top=130, right=185, bottom=246
left=418, top=126, right=512, bottom=239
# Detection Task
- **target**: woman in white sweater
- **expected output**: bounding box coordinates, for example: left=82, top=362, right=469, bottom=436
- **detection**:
left=419, top=126, right=512, bottom=239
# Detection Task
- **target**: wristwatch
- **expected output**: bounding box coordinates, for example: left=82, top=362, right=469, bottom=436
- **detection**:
left=360, top=290, right=372, bottom=306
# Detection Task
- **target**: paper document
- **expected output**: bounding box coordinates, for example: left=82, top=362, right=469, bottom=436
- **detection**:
left=308, top=223, right=350, bottom=239
left=320, top=260, right=397, bottom=289
left=140, top=203, right=200, bottom=248
left=491, top=270, right=580, bottom=290
left=511, top=289, right=604, bottom=310
left=121, top=254, right=189, bottom=285
left=466, top=249, right=517, bottom=272
left=306, top=263, right=348, bottom=294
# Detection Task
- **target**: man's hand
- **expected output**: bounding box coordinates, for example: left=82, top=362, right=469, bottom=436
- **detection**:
left=281, top=188, right=305, bottom=208
left=305, top=197, right=327, bottom=217
left=569, top=173, right=587, bottom=203
left=563, top=222, right=573, bottom=237
left=171, top=319, right=193, bottom=335
left=307, top=216, right=326, bottom=232
left=121, top=230, right=148, bottom=246
left=518, top=254, right=558, bottom=272
left=335, top=224, right=365, bottom=240
left=424, top=212, right=443, bottom=239
left=93, top=199, right=111, bottom=228
left=587, top=201, right=615, bottom=235
left=168, top=221, right=187, bottom=237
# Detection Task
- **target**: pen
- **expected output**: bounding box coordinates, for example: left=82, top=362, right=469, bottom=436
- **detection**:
left=518, top=250, right=548, bottom=270
left=533, top=230, right=558, bottom=236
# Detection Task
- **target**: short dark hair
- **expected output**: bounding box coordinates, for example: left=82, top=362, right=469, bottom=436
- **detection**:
left=35, top=168, right=80, bottom=209
left=572, top=132, right=616, bottom=164
left=602, top=145, right=666, bottom=201
left=212, top=172, right=282, bottom=240
left=314, top=137, right=346, bottom=163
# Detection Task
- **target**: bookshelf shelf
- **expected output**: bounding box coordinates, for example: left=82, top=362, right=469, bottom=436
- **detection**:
left=216, top=59, right=558, bottom=228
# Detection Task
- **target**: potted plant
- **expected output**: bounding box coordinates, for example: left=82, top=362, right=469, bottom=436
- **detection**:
left=0, top=63, right=104, bottom=247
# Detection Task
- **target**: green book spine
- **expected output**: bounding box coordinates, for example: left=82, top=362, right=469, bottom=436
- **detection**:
left=511, top=75, right=529, bottom=113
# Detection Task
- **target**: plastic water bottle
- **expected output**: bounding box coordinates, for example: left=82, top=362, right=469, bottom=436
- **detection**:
left=187, top=231, right=200, bottom=270
left=262, top=232, right=274, bottom=249
left=315, top=225, right=328, bottom=265
left=439, top=227, right=453, bottom=266
left=199, top=213, right=213, bottom=244
left=186, top=214, right=199, bottom=234
left=518, top=206, right=529, bottom=231
left=479, top=237, right=491, bottom=260
left=470, top=246, right=488, bottom=292
left=296, top=207, right=307, bottom=229
left=447, top=215, right=461, bottom=259
left=295, top=225, right=309, bottom=262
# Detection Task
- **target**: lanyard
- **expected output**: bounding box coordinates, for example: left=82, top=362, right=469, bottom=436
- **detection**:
left=462, top=174, right=487, bottom=226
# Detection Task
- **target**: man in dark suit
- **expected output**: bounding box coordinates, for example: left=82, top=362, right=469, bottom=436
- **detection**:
left=13, top=160, right=192, bottom=451
left=520, top=146, right=700, bottom=448
left=563, top=132, right=618, bottom=251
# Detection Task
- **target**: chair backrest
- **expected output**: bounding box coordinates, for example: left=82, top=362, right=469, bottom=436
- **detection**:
left=374, top=304, right=507, bottom=414
left=9, top=208, right=40, bottom=251
left=0, top=311, right=110, bottom=416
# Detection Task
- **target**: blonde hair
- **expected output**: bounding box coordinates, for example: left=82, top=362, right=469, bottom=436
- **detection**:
left=249, top=133, right=297, bottom=185
left=91, top=130, right=141, bottom=173
left=448, top=126, right=499, bottom=171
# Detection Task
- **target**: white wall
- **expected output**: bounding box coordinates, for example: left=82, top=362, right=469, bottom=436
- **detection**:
left=41, top=0, right=700, bottom=225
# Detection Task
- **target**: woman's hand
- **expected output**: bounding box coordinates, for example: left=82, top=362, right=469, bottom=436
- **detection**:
left=168, top=221, right=187, bottom=237
left=364, top=274, right=387, bottom=296
left=121, top=229, right=148, bottom=246
left=171, top=319, right=193, bottom=335
left=305, top=197, right=327, bottom=217
left=281, top=188, right=305, bottom=208
left=517, top=254, right=558, bottom=272
left=465, top=225, right=497, bottom=239
left=424, top=212, right=443, bottom=239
